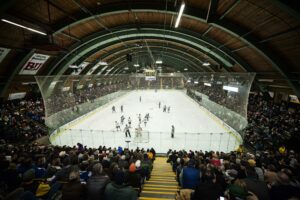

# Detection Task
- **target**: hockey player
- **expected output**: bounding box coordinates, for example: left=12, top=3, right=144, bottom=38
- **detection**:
left=143, top=117, right=147, bottom=127
left=145, top=113, right=150, bottom=121
left=124, top=124, right=131, bottom=137
left=112, top=106, right=116, bottom=113
left=138, top=114, right=141, bottom=123
left=115, top=121, right=121, bottom=131
left=120, top=115, right=125, bottom=125
left=135, top=124, right=142, bottom=137
left=171, top=125, right=175, bottom=138
left=158, top=101, right=161, bottom=109
left=128, top=117, right=132, bottom=127
left=139, top=96, right=141, bottom=102
left=163, top=105, right=167, bottom=112
left=167, top=106, right=170, bottom=113
left=120, top=105, right=123, bottom=112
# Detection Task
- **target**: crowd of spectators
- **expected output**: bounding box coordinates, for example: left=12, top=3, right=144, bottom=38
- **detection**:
left=46, top=77, right=130, bottom=115
left=244, top=94, right=300, bottom=151
left=187, top=84, right=243, bottom=116
left=0, top=143, right=156, bottom=200
left=0, top=98, right=46, bottom=143
left=168, top=147, right=300, bottom=200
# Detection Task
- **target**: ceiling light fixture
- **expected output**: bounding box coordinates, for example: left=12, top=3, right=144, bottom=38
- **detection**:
left=175, top=2, right=185, bottom=28
left=202, top=61, right=211, bottom=66
left=223, top=85, right=239, bottom=92
left=155, top=60, right=163, bottom=64
left=134, top=64, right=140, bottom=67
left=1, top=19, right=47, bottom=35
left=99, top=61, right=108, bottom=65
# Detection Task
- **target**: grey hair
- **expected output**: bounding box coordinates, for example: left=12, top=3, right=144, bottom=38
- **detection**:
left=92, top=163, right=103, bottom=175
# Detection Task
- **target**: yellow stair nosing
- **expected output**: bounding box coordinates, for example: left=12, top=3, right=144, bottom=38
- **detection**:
left=141, top=191, right=176, bottom=195
left=143, top=187, right=178, bottom=191
left=144, top=184, right=179, bottom=188
left=139, top=197, right=174, bottom=200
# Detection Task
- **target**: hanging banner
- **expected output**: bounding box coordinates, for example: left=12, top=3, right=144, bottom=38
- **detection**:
left=19, top=53, right=50, bottom=75
left=72, top=61, right=89, bottom=75
left=0, top=47, right=10, bottom=63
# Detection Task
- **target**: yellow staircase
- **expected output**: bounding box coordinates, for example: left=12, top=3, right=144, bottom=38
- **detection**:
left=139, top=157, right=179, bottom=200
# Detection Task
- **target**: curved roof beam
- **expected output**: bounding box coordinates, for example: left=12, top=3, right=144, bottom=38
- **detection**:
left=108, top=50, right=202, bottom=73
left=101, top=46, right=209, bottom=71
left=49, top=4, right=298, bottom=95
left=48, top=28, right=235, bottom=75
left=96, top=46, right=205, bottom=67
left=112, top=54, right=198, bottom=75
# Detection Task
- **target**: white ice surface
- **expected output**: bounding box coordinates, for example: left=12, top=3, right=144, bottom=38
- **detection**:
left=52, top=90, right=239, bottom=153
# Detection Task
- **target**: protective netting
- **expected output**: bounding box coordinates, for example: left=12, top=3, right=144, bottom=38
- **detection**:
left=184, top=73, right=255, bottom=134
left=35, top=73, right=254, bottom=136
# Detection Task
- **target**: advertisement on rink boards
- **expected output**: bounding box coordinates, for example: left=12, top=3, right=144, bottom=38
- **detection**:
left=0, top=47, right=10, bottom=63
left=19, top=53, right=50, bottom=75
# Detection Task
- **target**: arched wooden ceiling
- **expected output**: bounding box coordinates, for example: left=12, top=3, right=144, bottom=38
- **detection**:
left=0, top=0, right=299, bottom=96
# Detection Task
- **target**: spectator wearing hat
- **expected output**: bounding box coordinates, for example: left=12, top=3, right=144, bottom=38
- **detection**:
left=104, top=170, right=137, bottom=200
left=180, top=159, right=201, bottom=189
left=21, top=169, right=39, bottom=195
left=86, top=163, right=110, bottom=200
left=127, top=162, right=142, bottom=193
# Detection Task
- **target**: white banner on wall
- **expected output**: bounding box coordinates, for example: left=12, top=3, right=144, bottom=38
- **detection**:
left=8, top=92, right=27, bottom=100
left=0, top=47, right=10, bottom=63
left=72, top=62, right=89, bottom=75
left=19, top=53, right=50, bottom=75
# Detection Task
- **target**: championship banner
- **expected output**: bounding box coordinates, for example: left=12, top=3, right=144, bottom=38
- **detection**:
left=72, top=61, right=89, bottom=75
left=0, top=47, right=10, bottom=63
left=145, top=69, right=156, bottom=81
left=19, top=53, right=50, bottom=75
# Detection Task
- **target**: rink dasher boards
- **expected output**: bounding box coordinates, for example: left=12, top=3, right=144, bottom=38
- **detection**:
left=50, top=89, right=240, bottom=153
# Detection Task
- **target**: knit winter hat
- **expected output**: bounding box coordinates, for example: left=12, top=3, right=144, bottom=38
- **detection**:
left=129, top=163, right=136, bottom=172
left=135, top=160, right=141, bottom=168
left=248, top=159, right=256, bottom=167
left=23, top=169, right=35, bottom=182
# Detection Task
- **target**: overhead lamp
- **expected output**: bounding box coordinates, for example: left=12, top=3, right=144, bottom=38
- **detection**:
left=69, top=65, right=78, bottom=69
left=202, top=61, right=211, bottom=66
left=184, top=68, right=188, bottom=71
left=175, top=2, right=185, bottom=28
left=204, top=83, right=211, bottom=87
left=155, top=60, right=163, bottom=64
left=124, top=67, right=129, bottom=70
left=1, top=19, right=47, bottom=35
left=223, top=85, right=239, bottom=92
left=99, top=61, right=108, bottom=65
left=194, top=81, right=199, bottom=84
left=134, top=64, right=140, bottom=67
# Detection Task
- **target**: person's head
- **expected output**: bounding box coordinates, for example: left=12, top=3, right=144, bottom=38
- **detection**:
left=114, top=170, right=126, bottom=185
left=69, top=166, right=80, bottom=181
left=202, top=169, right=216, bottom=183
left=92, top=163, right=103, bottom=176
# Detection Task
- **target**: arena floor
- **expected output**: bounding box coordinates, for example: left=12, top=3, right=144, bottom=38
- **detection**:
left=52, top=90, right=240, bottom=153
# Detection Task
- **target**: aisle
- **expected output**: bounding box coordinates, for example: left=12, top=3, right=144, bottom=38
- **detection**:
left=139, top=157, right=179, bottom=200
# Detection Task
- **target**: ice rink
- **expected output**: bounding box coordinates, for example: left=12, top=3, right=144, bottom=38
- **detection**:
left=51, top=90, right=241, bottom=153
